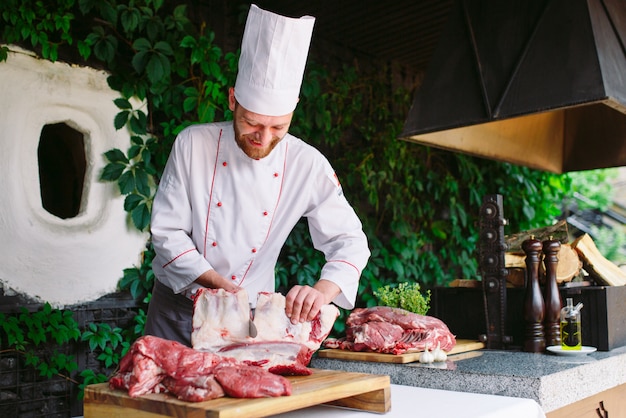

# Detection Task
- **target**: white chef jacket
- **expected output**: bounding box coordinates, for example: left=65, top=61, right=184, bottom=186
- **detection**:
left=151, top=121, right=370, bottom=309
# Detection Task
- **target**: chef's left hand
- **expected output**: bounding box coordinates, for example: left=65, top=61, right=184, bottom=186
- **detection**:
left=285, top=280, right=340, bottom=324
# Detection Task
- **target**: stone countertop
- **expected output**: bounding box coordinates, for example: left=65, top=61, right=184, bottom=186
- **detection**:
left=311, top=345, right=626, bottom=412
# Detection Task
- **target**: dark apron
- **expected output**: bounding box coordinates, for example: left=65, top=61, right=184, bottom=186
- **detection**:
left=144, top=280, right=194, bottom=347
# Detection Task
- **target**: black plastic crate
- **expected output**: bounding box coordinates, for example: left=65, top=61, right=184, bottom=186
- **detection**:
left=0, top=292, right=141, bottom=417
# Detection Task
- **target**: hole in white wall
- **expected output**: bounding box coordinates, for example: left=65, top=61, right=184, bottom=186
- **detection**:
left=38, top=123, right=87, bottom=219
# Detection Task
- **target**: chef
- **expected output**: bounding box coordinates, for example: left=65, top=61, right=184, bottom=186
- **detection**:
left=144, top=4, right=370, bottom=346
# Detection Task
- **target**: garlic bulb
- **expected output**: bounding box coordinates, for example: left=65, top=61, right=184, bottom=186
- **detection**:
left=432, top=342, right=447, bottom=362
left=419, top=345, right=434, bottom=363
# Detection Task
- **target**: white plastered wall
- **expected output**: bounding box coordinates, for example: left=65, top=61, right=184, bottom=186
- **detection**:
left=0, top=45, right=148, bottom=306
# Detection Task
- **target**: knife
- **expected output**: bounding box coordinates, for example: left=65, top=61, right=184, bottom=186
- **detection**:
left=249, top=305, right=258, bottom=338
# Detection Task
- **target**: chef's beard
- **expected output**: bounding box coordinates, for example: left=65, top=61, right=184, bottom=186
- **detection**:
left=233, top=124, right=282, bottom=159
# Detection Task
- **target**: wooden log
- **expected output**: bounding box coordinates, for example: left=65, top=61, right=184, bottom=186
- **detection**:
left=505, top=220, right=569, bottom=253
left=572, top=234, right=626, bottom=286
left=505, top=244, right=582, bottom=285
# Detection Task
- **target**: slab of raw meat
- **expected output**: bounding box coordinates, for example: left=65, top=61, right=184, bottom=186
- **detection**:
left=323, top=306, right=456, bottom=354
left=253, top=292, right=340, bottom=351
left=191, top=289, right=339, bottom=375
left=191, top=288, right=250, bottom=352
left=162, top=375, right=225, bottom=402
left=218, top=341, right=313, bottom=376
left=347, top=322, right=405, bottom=353
left=109, top=335, right=291, bottom=401
left=214, top=364, right=292, bottom=398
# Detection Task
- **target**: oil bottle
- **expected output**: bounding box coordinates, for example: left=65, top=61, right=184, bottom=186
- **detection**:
left=560, top=298, right=583, bottom=350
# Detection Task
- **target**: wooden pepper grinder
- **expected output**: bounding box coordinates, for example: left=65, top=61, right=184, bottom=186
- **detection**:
left=522, top=236, right=545, bottom=352
left=543, top=237, right=562, bottom=347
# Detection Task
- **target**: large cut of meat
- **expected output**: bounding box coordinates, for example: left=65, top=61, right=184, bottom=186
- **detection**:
left=323, top=306, right=456, bottom=355
left=192, top=288, right=339, bottom=375
left=191, top=288, right=250, bottom=352
left=109, top=335, right=291, bottom=401
left=214, top=364, right=293, bottom=398
left=253, top=292, right=340, bottom=352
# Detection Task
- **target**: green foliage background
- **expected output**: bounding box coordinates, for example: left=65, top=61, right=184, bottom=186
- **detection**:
left=1, top=0, right=620, bottom=398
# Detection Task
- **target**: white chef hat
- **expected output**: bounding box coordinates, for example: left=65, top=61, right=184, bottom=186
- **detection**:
left=234, top=4, right=315, bottom=116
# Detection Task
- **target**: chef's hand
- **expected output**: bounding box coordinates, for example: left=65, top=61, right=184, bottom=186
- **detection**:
left=194, top=269, right=241, bottom=292
left=285, top=280, right=340, bottom=324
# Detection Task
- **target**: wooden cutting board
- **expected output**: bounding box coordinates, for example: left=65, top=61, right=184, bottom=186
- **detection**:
left=83, top=369, right=390, bottom=418
left=317, top=339, right=485, bottom=364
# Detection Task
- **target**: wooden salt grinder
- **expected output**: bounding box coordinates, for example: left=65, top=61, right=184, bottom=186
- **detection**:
left=522, top=236, right=545, bottom=352
left=543, top=237, right=562, bottom=347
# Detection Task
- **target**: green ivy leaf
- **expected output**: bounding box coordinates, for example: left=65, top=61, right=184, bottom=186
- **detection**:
left=154, top=41, right=173, bottom=55
left=146, top=53, right=170, bottom=83
left=120, top=8, right=140, bottom=33
left=98, top=1, right=118, bottom=25
left=114, top=110, right=130, bottom=130
left=93, top=35, right=117, bottom=63
left=114, top=98, right=132, bottom=110
left=135, top=169, right=151, bottom=196
left=153, top=0, right=165, bottom=12
left=100, top=162, right=126, bottom=181
left=183, top=96, right=197, bottom=113
left=180, top=35, right=196, bottom=48
left=431, top=220, right=448, bottom=239
left=128, top=144, right=141, bottom=159
left=131, top=202, right=151, bottom=230
left=131, top=110, right=148, bottom=134
left=133, top=37, right=151, bottom=52
left=104, top=149, right=129, bottom=164
left=123, top=193, right=142, bottom=212
left=118, top=170, right=136, bottom=194
left=131, top=49, right=149, bottom=73
left=141, top=148, right=152, bottom=165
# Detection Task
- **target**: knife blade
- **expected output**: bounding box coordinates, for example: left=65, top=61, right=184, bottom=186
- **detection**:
left=249, top=305, right=257, bottom=338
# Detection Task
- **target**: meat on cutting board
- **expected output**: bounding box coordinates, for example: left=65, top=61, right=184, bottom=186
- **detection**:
left=162, top=375, right=225, bottom=402
left=109, top=335, right=291, bottom=401
left=110, top=289, right=340, bottom=401
left=192, top=288, right=339, bottom=375
left=214, top=364, right=292, bottom=398
left=218, top=341, right=312, bottom=375
left=323, top=306, right=456, bottom=354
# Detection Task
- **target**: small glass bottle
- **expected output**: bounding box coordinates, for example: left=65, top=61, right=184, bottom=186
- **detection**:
left=560, top=298, right=582, bottom=350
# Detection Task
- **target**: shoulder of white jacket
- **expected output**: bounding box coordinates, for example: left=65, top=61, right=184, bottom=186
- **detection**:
left=180, top=121, right=231, bottom=135
left=284, top=132, right=325, bottom=158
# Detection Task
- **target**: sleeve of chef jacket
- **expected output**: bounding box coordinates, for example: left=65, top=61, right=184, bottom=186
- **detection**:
left=150, top=129, right=213, bottom=294
left=306, top=161, right=371, bottom=310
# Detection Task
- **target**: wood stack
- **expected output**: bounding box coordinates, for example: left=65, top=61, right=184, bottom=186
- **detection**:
left=572, top=234, right=626, bottom=286
left=505, top=244, right=582, bottom=286
left=503, top=222, right=625, bottom=287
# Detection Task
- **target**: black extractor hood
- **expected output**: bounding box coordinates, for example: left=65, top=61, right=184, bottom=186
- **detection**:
left=400, top=0, right=626, bottom=173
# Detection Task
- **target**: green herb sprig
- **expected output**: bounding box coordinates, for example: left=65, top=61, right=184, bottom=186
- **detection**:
left=373, top=282, right=431, bottom=315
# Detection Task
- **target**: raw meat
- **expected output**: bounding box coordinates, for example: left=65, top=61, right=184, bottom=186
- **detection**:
left=162, top=375, right=225, bottom=402
left=192, top=288, right=250, bottom=352
left=214, top=364, right=292, bottom=398
left=348, top=322, right=405, bottom=353
left=191, top=289, right=339, bottom=375
left=218, top=341, right=313, bottom=376
left=253, top=292, right=339, bottom=351
left=323, top=306, right=456, bottom=355
left=109, top=335, right=291, bottom=401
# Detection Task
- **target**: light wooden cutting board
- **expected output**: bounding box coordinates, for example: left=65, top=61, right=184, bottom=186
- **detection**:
left=317, top=339, right=485, bottom=364
left=83, top=369, right=390, bottom=418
